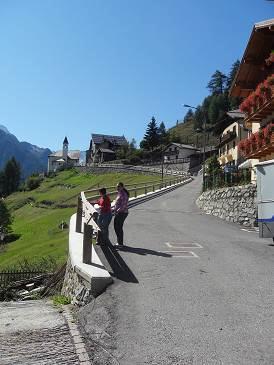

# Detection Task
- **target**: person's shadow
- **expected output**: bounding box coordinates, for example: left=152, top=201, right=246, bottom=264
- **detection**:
left=94, top=242, right=171, bottom=284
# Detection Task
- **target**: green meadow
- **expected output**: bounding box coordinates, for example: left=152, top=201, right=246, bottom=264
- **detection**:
left=1, top=169, right=165, bottom=269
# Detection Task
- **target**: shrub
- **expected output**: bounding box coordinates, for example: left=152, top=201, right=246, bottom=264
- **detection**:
left=26, top=176, right=43, bottom=191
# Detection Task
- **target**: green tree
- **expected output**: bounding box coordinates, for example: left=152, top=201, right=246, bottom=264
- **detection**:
left=226, top=60, right=240, bottom=91
left=206, top=155, right=221, bottom=175
left=3, top=157, right=21, bottom=195
left=0, top=199, right=12, bottom=237
left=183, top=109, right=194, bottom=123
left=158, top=122, right=169, bottom=145
left=207, top=70, right=227, bottom=94
left=140, top=117, right=160, bottom=150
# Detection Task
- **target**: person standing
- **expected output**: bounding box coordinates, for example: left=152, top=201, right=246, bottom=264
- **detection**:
left=113, top=182, right=129, bottom=247
left=94, top=188, right=112, bottom=245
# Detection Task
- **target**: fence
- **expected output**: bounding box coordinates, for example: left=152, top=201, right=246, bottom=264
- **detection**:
left=203, top=170, right=251, bottom=191
left=0, top=269, right=46, bottom=288
left=76, top=176, right=186, bottom=264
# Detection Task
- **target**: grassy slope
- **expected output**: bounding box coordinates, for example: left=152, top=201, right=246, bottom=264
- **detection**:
left=169, top=119, right=218, bottom=147
left=1, top=170, right=165, bottom=269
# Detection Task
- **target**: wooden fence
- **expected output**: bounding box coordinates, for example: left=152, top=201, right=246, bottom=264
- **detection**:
left=0, top=269, right=46, bottom=288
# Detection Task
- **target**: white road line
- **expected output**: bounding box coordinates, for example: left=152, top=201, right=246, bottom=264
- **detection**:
left=165, top=242, right=203, bottom=248
left=161, top=251, right=199, bottom=258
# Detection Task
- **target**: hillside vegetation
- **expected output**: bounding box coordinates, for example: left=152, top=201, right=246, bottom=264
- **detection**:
left=169, top=119, right=218, bottom=147
left=1, top=169, right=165, bottom=269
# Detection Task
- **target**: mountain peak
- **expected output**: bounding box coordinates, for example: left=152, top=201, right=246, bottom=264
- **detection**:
left=0, top=125, right=10, bottom=134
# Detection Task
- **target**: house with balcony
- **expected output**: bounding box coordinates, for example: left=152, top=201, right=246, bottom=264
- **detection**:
left=218, top=110, right=248, bottom=169
left=86, top=133, right=128, bottom=164
left=229, top=18, right=274, bottom=182
left=163, top=143, right=200, bottom=162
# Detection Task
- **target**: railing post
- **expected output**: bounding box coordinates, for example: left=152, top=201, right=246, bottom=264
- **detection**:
left=83, top=223, right=93, bottom=264
left=153, top=184, right=155, bottom=192
left=76, top=196, right=83, bottom=233
left=145, top=184, right=147, bottom=194
left=134, top=185, right=137, bottom=198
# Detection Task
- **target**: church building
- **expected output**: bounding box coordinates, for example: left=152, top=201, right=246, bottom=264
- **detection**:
left=48, top=137, right=80, bottom=172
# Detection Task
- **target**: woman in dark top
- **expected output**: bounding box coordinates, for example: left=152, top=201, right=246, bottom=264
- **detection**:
left=113, top=182, right=129, bottom=247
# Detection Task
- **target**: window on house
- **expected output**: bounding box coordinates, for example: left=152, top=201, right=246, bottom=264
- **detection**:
left=233, top=141, right=236, bottom=149
left=233, top=126, right=236, bottom=134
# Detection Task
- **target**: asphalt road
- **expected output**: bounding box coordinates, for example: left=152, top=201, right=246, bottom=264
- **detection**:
left=79, top=177, right=274, bottom=365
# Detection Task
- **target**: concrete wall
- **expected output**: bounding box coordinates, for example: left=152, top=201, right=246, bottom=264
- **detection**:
left=196, top=184, right=257, bottom=227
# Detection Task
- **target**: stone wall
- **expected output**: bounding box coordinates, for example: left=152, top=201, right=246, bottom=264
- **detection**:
left=196, top=184, right=257, bottom=227
left=62, top=257, right=92, bottom=306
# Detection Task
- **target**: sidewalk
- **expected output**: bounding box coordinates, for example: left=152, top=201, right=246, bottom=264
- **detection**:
left=0, top=300, right=90, bottom=365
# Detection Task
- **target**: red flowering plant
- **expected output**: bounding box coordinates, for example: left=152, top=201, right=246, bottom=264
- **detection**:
left=256, top=130, right=264, bottom=148
left=265, top=52, right=274, bottom=67
left=240, top=98, right=253, bottom=115
left=238, top=140, right=246, bottom=156
left=249, top=133, right=257, bottom=151
left=263, top=124, right=272, bottom=144
left=244, top=138, right=251, bottom=155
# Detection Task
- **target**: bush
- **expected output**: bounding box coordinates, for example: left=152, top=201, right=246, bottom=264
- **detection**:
left=26, top=176, right=43, bottom=191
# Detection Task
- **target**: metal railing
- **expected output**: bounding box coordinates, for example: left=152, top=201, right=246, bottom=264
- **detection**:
left=75, top=176, right=188, bottom=264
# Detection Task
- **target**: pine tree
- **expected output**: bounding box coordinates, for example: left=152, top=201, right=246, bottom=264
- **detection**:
left=226, top=60, right=240, bottom=91
left=183, top=109, right=194, bottom=123
left=0, top=199, right=12, bottom=237
left=3, top=157, right=21, bottom=195
left=158, top=122, right=168, bottom=145
left=140, top=117, right=160, bottom=150
left=207, top=70, right=227, bottom=94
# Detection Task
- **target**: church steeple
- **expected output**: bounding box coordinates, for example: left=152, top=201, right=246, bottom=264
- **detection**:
left=63, top=136, right=68, bottom=161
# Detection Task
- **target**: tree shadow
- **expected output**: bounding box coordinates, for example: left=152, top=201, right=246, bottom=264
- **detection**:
left=1, top=234, right=21, bottom=244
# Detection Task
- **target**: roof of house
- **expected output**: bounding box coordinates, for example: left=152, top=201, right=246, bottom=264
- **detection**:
left=49, top=150, right=80, bottom=159
left=229, top=18, right=274, bottom=98
left=91, top=133, right=127, bottom=146
left=165, top=142, right=200, bottom=151
left=63, top=136, right=68, bottom=144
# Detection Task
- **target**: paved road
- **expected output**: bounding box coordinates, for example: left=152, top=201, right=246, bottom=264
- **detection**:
left=0, top=300, right=88, bottom=365
left=79, top=177, right=274, bottom=365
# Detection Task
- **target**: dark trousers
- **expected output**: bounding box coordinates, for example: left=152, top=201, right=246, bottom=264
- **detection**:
left=114, top=212, right=128, bottom=245
left=97, top=212, right=112, bottom=244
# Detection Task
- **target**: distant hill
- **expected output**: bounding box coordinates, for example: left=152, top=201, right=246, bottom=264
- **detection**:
left=0, top=125, right=51, bottom=177
left=169, top=118, right=218, bottom=147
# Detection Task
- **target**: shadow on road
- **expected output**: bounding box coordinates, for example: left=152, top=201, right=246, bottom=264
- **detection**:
left=118, top=245, right=172, bottom=257
left=95, top=243, right=139, bottom=283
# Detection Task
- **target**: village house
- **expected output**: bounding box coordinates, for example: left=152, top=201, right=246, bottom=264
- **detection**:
left=86, top=133, right=128, bottom=164
left=48, top=137, right=80, bottom=172
left=229, top=18, right=274, bottom=182
left=218, top=110, right=249, bottom=170
left=163, top=142, right=200, bottom=162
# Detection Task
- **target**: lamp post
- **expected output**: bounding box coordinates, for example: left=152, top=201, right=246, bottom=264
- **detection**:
left=183, top=104, right=206, bottom=190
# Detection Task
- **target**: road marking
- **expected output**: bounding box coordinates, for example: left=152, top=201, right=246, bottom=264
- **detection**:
left=240, top=228, right=257, bottom=233
left=165, top=242, right=203, bottom=248
left=161, top=251, right=199, bottom=258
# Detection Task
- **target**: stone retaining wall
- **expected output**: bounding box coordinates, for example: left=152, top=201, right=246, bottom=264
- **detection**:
left=62, top=257, right=92, bottom=306
left=196, top=184, right=257, bottom=227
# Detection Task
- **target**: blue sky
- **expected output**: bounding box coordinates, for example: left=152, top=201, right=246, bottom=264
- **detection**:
left=0, top=0, right=272, bottom=151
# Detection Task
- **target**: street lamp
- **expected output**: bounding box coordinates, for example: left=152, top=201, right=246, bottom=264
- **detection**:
left=183, top=104, right=206, bottom=190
